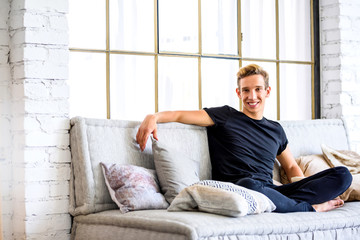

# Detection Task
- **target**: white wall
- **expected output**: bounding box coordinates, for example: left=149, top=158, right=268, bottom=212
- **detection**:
left=0, top=0, right=71, bottom=239
left=0, top=0, right=13, bottom=239
left=320, top=0, right=360, bottom=152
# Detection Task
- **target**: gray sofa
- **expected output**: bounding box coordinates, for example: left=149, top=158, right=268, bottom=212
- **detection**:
left=69, top=117, right=360, bottom=240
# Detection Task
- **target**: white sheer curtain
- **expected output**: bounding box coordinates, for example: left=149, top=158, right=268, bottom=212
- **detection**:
left=158, top=56, right=199, bottom=111
left=110, top=0, right=154, bottom=52
left=242, top=0, right=311, bottom=61
left=110, top=55, right=155, bottom=120
left=68, top=0, right=105, bottom=49
left=202, top=0, right=237, bottom=55
left=241, top=0, right=276, bottom=59
left=159, top=0, right=198, bottom=53
left=0, top=189, right=3, bottom=240
left=279, top=0, right=312, bottom=120
left=201, top=58, right=239, bottom=109
left=68, top=52, right=107, bottom=119
left=279, top=0, right=311, bottom=61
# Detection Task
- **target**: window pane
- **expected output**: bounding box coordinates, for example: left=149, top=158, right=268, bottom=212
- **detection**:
left=158, top=57, right=198, bottom=111
left=241, top=0, right=276, bottom=59
left=201, top=58, right=239, bottom=109
left=279, top=0, right=311, bottom=61
left=69, top=0, right=106, bottom=49
left=159, top=0, right=198, bottom=53
left=110, top=0, right=154, bottom=52
left=110, top=55, right=155, bottom=120
left=69, top=52, right=106, bottom=118
left=242, top=61, right=277, bottom=120
left=280, top=64, right=312, bottom=120
left=202, top=0, right=237, bottom=55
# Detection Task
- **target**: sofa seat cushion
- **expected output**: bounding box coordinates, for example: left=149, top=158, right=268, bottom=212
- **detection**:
left=72, top=202, right=360, bottom=240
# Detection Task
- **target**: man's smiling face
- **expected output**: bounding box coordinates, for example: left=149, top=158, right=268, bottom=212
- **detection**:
left=236, top=74, right=271, bottom=120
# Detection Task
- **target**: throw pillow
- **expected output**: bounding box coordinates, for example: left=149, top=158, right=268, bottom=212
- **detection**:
left=280, top=154, right=329, bottom=184
left=168, top=180, right=276, bottom=217
left=321, top=144, right=360, bottom=174
left=152, top=137, right=200, bottom=203
left=100, top=163, right=169, bottom=213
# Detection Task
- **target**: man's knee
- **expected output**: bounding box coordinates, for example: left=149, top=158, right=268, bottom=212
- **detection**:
left=333, top=166, right=352, bottom=189
left=235, top=178, right=263, bottom=191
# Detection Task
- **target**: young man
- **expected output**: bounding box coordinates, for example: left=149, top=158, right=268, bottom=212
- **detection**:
left=136, top=64, right=352, bottom=213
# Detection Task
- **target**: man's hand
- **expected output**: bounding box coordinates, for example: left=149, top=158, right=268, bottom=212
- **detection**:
left=136, top=114, right=158, bottom=151
left=136, top=110, right=214, bottom=151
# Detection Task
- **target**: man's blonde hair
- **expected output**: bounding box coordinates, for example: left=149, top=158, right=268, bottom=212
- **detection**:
left=237, top=64, right=269, bottom=89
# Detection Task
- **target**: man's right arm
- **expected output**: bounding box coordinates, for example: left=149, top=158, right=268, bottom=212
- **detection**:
left=136, top=110, right=214, bottom=151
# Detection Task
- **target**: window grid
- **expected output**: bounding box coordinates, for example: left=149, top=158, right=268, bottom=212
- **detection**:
left=69, top=0, right=315, bottom=120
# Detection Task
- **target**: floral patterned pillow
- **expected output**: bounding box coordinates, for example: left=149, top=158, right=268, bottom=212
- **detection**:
left=100, top=163, right=169, bottom=213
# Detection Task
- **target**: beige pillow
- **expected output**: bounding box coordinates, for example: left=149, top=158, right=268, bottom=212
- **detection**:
left=321, top=144, right=360, bottom=174
left=280, top=154, right=329, bottom=185
left=168, top=180, right=276, bottom=217
left=280, top=152, right=360, bottom=201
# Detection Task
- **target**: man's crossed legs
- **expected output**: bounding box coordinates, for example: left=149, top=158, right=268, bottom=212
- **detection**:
left=235, top=166, right=352, bottom=213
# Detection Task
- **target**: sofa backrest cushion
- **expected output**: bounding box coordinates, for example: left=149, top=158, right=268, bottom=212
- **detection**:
left=280, top=119, right=349, bottom=158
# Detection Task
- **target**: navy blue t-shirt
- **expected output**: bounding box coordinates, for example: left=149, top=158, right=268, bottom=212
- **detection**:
left=204, top=105, right=288, bottom=184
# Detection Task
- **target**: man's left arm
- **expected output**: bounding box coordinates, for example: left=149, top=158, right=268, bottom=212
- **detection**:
left=277, top=145, right=304, bottom=182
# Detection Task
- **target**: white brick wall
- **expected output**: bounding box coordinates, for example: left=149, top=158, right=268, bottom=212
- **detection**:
left=320, top=0, right=360, bottom=152
left=0, top=0, right=12, bottom=239
left=1, top=0, right=71, bottom=239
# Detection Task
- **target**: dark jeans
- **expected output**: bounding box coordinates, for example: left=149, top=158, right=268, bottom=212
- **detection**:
left=235, top=166, right=352, bottom=213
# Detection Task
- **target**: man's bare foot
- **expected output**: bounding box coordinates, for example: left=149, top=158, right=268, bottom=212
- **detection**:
left=312, top=199, right=344, bottom=212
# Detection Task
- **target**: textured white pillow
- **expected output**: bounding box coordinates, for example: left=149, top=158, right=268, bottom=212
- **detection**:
left=168, top=180, right=276, bottom=217
left=152, top=137, right=200, bottom=203
left=101, top=163, right=169, bottom=213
